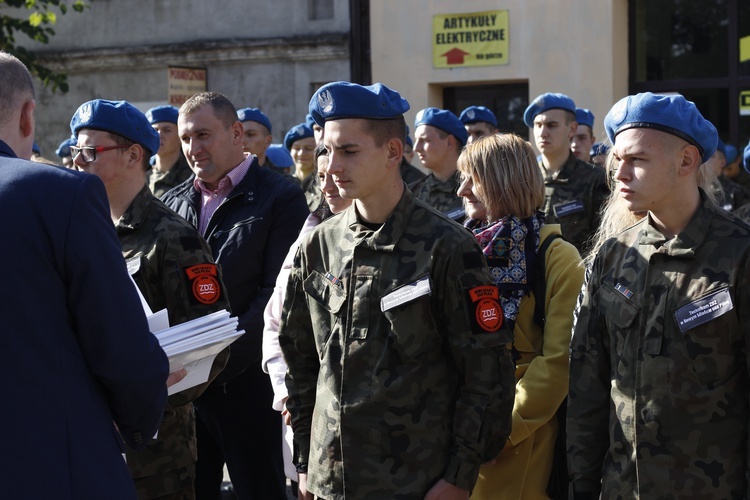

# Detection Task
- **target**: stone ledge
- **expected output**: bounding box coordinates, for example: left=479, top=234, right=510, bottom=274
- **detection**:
left=37, top=33, right=350, bottom=72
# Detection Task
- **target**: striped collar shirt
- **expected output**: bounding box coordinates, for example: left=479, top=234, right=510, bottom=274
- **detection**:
left=193, top=154, right=254, bottom=235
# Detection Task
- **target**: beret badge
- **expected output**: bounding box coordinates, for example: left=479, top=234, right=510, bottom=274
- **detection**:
left=78, top=103, right=92, bottom=124
left=318, top=90, right=334, bottom=116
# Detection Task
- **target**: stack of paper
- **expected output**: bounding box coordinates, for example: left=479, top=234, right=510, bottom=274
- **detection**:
left=152, top=310, right=244, bottom=395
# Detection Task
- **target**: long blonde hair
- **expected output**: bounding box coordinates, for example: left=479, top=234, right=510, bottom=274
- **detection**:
left=457, top=134, right=545, bottom=219
left=585, top=150, right=720, bottom=266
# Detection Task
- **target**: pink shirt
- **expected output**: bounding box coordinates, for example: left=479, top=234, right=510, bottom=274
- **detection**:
left=193, top=154, right=254, bottom=235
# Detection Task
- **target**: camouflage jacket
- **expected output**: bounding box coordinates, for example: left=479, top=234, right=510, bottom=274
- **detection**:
left=117, top=185, right=230, bottom=493
left=541, top=153, right=609, bottom=257
left=716, top=175, right=750, bottom=212
left=399, top=158, right=426, bottom=185
left=148, top=154, right=193, bottom=198
left=279, top=188, right=516, bottom=499
left=568, top=193, right=750, bottom=499
left=408, top=171, right=466, bottom=222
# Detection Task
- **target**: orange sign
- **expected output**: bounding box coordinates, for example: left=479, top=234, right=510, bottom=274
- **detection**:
left=168, top=67, right=207, bottom=107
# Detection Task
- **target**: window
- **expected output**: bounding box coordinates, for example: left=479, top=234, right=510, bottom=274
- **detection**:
left=308, top=0, right=334, bottom=20
left=630, top=0, right=750, bottom=147
left=443, top=82, right=530, bottom=140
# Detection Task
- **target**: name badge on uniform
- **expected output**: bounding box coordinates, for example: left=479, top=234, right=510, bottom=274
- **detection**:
left=380, top=276, right=431, bottom=312
left=446, top=207, right=466, bottom=221
left=126, top=255, right=142, bottom=276
left=553, top=199, right=585, bottom=218
left=674, top=287, right=733, bottom=333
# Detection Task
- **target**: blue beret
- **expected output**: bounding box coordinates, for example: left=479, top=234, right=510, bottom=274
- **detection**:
left=266, top=143, right=294, bottom=168
left=575, top=108, right=595, bottom=129
left=725, top=144, right=738, bottom=164
left=404, top=125, right=413, bottom=148
left=414, top=107, right=468, bottom=147
left=590, top=142, right=610, bottom=158
left=145, top=105, right=179, bottom=125
left=283, top=123, right=314, bottom=151
left=459, top=106, right=498, bottom=127
left=523, top=93, right=576, bottom=127
left=237, top=107, right=272, bottom=133
left=309, top=82, right=410, bottom=127
left=55, top=136, right=76, bottom=158
left=71, top=99, right=161, bottom=156
left=604, top=92, right=718, bottom=163
left=715, top=138, right=725, bottom=156
left=305, top=113, right=316, bottom=129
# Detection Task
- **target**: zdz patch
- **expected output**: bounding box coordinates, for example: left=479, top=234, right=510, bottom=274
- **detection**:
left=467, top=285, right=503, bottom=333
left=184, top=263, right=221, bottom=305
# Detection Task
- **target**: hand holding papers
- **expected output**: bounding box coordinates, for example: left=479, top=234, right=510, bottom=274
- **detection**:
left=151, top=310, right=243, bottom=395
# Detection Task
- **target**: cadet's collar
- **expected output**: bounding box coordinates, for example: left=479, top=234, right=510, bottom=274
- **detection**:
left=117, top=184, right=153, bottom=232
left=639, top=189, right=712, bottom=256
left=0, top=139, right=16, bottom=159
left=424, top=171, right=461, bottom=190
left=346, top=183, right=414, bottom=251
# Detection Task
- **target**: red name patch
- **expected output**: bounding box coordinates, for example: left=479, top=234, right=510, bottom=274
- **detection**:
left=185, top=264, right=221, bottom=305
left=468, top=286, right=503, bottom=333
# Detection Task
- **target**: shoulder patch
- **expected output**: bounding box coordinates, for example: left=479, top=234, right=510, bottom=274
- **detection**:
left=467, top=285, right=503, bottom=333
left=185, top=263, right=221, bottom=305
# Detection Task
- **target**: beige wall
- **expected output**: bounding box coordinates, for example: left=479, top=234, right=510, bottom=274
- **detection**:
left=370, top=0, right=629, bottom=149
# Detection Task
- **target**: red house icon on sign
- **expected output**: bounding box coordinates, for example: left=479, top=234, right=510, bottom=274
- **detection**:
left=441, top=48, right=470, bottom=65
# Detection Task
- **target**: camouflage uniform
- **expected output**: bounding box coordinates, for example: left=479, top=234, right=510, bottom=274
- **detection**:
left=302, top=172, right=324, bottom=212
left=149, top=154, right=193, bottom=198
left=733, top=201, right=750, bottom=224
left=541, top=153, right=609, bottom=257
left=715, top=174, right=750, bottom=212
left=399, top=158, right=425, bottom=185
left=279, top=187, right=516, bottom=499
left=408, top=171, right=465, bottom=222
left=568, top=192, right=750, bottom=499
left=118, top=185, right=230, bottom=499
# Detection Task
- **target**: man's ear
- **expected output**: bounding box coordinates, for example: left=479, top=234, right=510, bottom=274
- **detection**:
left=127, top=143, right=145, bottom=169
left=231, top=120, right=244, bottom=145
left=678, top=144, right=703, bottom=177
left=19, top=99, right=35, bottom=139
left=568, top=120, right=578, bottom=139
left=386, top=137, right=404, bottom=168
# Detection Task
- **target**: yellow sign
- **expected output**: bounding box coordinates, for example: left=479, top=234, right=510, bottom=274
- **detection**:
left=741, top=36, right=750, bottom=63
left=168, top=67, right=207, bottom=107
left=740, top=90, right=750, bottom=116
left=433, top=10, right=509, bottom=69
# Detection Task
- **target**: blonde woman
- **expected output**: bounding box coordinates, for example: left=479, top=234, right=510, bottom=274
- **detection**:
left=457, top=134, right=584, bottom=499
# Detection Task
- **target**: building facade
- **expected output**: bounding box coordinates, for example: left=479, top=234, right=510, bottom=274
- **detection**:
left=369, top=0, right=750, bottom=152
left=26, top=0, right=352, bottom=157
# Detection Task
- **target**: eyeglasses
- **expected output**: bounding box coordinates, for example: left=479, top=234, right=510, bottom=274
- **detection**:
left=70, top=144, right=130, bottom=163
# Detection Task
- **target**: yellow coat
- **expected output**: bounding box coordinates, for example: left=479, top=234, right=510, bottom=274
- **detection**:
left=472, top=224, right=584, bottom=500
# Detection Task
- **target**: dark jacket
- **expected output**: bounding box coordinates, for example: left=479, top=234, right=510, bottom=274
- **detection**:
left=0, top=140, right=168, bottom=499
left=162, top=158, right=309, bottom=383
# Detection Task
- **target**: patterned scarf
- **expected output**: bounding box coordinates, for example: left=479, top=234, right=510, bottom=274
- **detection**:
left=467, top=211, right=545, bottom=332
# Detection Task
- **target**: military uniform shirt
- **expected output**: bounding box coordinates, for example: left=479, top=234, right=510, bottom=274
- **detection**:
left=149, top=154, right=193, bottom=199
left=541, top=153, right=609, bottom=256
left=117, top=185, right=230, bottom=497
left=408, top=171, right=465, bottom=222
left=568, top=192, right=750, bottom=499
left=716, top=174, right=750, bottom=212
left=279, top=187, right=516, bottom=499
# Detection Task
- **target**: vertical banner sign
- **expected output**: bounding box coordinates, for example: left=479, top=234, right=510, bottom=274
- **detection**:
left=168, top=67, right=207, bottom=107
left=433, top=10, right=509, bottom=69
